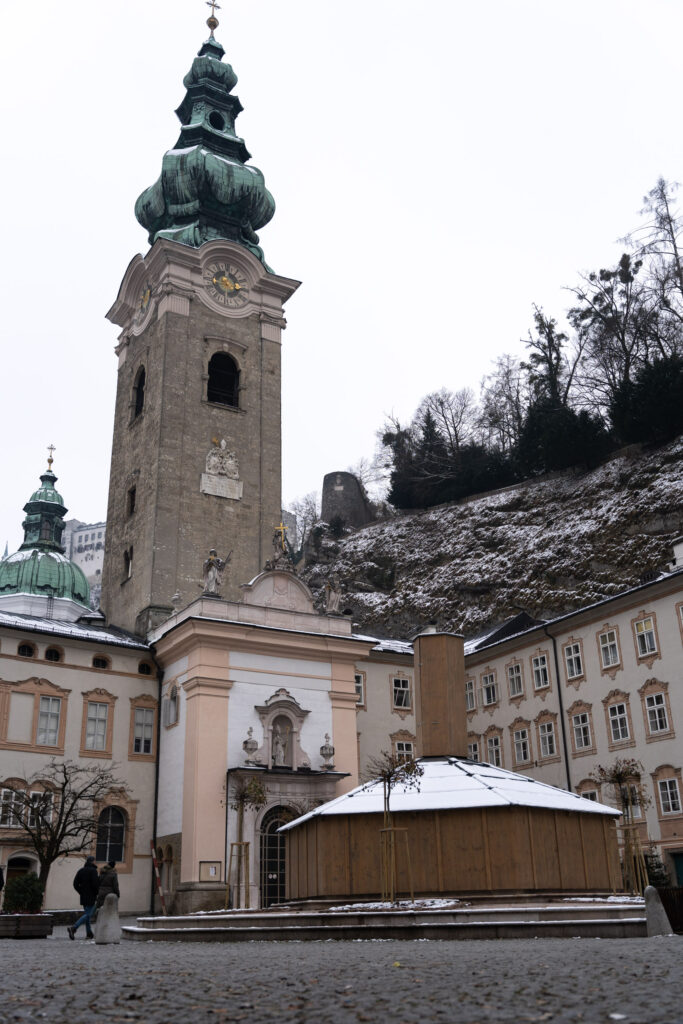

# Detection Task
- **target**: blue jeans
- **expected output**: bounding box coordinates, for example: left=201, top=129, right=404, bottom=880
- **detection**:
left=73, top=904, right=96, bottom=936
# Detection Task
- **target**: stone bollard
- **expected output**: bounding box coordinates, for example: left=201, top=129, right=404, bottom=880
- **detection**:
left=644, top=885, right=673, bottom=937
left=95, top=893, right=121, bottom=944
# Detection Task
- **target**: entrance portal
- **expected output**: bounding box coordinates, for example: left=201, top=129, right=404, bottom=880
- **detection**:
left=259, top=806, right=292, bottom=907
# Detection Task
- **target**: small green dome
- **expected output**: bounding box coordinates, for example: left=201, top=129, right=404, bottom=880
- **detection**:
left=0, top=549, right=89, bottom=606
left=0, top=461, right=90, bottom=612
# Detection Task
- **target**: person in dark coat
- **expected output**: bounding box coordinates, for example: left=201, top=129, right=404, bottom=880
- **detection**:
left=68, top=855, right=99, bottom=940
left=95, top=861, right=120, bottom=907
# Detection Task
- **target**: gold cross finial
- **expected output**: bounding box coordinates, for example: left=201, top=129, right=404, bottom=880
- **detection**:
left=206, top=0, right=220, bottom=35
left=275, top=520, right=288, bottom=551
left=47, top=444, right=56, bottom=471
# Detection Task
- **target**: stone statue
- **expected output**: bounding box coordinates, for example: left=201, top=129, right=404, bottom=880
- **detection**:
left=202, top=548, right=231, bottom=595
left=206, top=439, right=239, bottom=479
left=325, top=576, right=343, bottom=615
left=272, top=724, right=287, bottom=766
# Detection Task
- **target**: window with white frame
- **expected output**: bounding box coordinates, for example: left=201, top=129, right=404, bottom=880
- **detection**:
left=392, top=677, right=411, bottom=710
left=608, top=702, right=630, bottom=742
left=468, top=741, right=479, bottom=762
left=581, top=790, right=598, bottom=802
left=658, top=778, right=682, bottom=814
left=133, top=707, right=154, bottom=754
left=481, top=673, right=498, bottom=706
left=465, top=680, right=475, bottom=711
left=599, top=629, right=620, bottom=668
left=513, top=728, right=530, bottom=764
left=539, top=721, right=556, bottom=758
left=507, top=663, right=523, bottom=697
left=646, top=693, right=669, bottom=734
left=532, top=654, right=549, bottom=690
left=634, top=616, right=657, bottom=657
left=487, top=735, right=502, bottom=767
left=0, top=788, right=21, bottom=827
left=37, top=696, right=61, bottom=746
left=572, top=712, right=592, bottom=750
left=354, top=673, right=365, bottom=706
left=395, top=740, right=414, bottom=763
left=564, top=642, right=583, bottom=680
left=85, top=701, right=109, bottom=751
left=28, top=791, right=53, bottom=828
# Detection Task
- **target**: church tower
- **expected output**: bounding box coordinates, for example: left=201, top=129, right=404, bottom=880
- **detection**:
left=101, top=16, right=299, bottom=635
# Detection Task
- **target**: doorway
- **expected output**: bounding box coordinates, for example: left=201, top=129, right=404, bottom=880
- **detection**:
left=259, top=806, right=292, bottom=907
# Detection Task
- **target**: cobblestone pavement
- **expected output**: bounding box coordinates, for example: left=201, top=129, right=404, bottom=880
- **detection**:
left=0, top=930, right=681, bottom=1023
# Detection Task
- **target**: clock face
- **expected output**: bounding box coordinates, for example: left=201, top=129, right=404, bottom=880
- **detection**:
left=134, top=283, right=152, bottom=323
left=203, top=263, right=249, bottom=308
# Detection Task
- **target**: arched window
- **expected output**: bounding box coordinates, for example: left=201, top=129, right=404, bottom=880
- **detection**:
left=207, top=353, right=239, bottom=407
left=123, top=548, right=133, bottom=580
left=45, top=647, right=62, bottom=663
left=18, top=643, right=35, bottom=658
left=138, top=661, right=152, bottom=676
left=96, top=806, right=125, bottom=863
left=132, top=367, right=146, bottom=418
left=259, top=805, right=294, bottom=907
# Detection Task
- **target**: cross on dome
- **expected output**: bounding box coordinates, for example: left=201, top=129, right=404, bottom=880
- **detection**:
left=47, top=444, right=56, bottom=471
left=206, top=0, right=221, bottom=35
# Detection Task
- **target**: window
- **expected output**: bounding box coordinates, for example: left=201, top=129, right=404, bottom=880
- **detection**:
left=619, top=783, right=643, bottom=821
left=133, top=707, right=154, bottom=754
left=395, top=741, right=414, bottom=763
left=123, top=547, right=133, bottom=580
left=132, top=366, right=146, bottom=418
left=507, top=663, right=523, bottom=698
left=85, top=702, right=109, bottom=751
left=17, top=643, right=35, bottom=658
left=646, top=693, right=669, bottom=734
left=28, top=791, right=53, bottom=828
left=465, top=679, right=475, bottom=711
left=138, top=661, right=153, bottom=676
left=513, top=728, right=530, bottom=764
left=608, top=702, right=630, bottom=742
left=354, top=673, right=365, bottom=707
left=532, top=655, right=549, bottom=690
left=658, top=779, right=682, bottom=815
left=564, top=642, right=583, bottom=680
left=37, top=696, right=61, bottom=746
left=92, top=656, right=110, bottom=670
left=0, top=789, right=21, bottom=827
left=634, top=616, right=657, bottom=657
left=467, top=741, right=479, bottom=762
left=581, top=790, right=598, bottom=802
left=127, top=486, right=136, bottom=516
left=486, top=735, right=502, bottom=767
left=392, top=677, right=411, bottom=710
left=539, top=721, right=556, bottom=758
left=207, top=352, right=239, bottom=407
left=96, top=806, right=125, bottom=862
left=599, top=629, right=620, bottom=668
left=163, top=686, right=179, bottom=728
left=44, top=647, right=61, bottom=663
left=481, top=673, right=498, bottom=706
left=572, top=712, right=592, bottom=750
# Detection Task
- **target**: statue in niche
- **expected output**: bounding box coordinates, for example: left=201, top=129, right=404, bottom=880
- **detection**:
left=272, top=717, right=291, bottom=767
left=202, top=548, right=231, bottom=595
left=206, top=438, right=239, bottom=479
left=325, top=575, right=343, bottom=615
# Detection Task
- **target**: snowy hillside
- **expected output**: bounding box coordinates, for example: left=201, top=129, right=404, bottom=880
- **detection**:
left=302, top=439, right=683, bottom=638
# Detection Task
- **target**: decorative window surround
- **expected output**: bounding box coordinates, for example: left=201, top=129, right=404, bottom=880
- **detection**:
left=467, top=734, right=480, bottom=762
left=354, top=672, right=366, bottom=710
left=652, top=766, right=683, bottom=820
left=465, top=679, right=476, bottom=714
left=510, top=717, right=532, bottom=767
left=602, top=690, right=636, bottom=752
left=390, top=729, right=416, bottom=763
left=506, top=660, right=525, bottom=703
left=0, top=677, right=70, bottom=753
left=93, top=788, right=139, bottom=874
left=80, top=688, right=117, bottom=758
left=128, top=694, right=158, bottom=762
left=631, top=611, right=661, bottom=670
left=480, top=670, right=499, bottom=711
left=253, top=689, right=312, bottom=770
left=597, top=624, right=622, bottom=679
left=638, top=679, right=674, bottom=742
left=567, top=700, right=596, bottom=758
left=484, top=726, right=504, bottom=768
left=576, top=777, right=602, bottom=802
left=390, top=674, right=413, bottom=718
left=534, top=710, right=561, bottom=764
left=530, top=650, right=551, bottom=698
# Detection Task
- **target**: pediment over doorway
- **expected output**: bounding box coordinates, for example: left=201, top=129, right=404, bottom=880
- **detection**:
left=240, top=570, right=315, bottom=613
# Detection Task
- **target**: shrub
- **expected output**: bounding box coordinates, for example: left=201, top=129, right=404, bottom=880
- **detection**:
left=2, top=873, right=44, bottom=914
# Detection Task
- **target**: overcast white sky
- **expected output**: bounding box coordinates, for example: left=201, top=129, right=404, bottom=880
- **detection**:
left=1, top=0, right=682, bottom=553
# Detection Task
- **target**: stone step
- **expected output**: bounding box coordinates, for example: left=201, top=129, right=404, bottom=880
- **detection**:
left=123, top=915, right=646, bottom=943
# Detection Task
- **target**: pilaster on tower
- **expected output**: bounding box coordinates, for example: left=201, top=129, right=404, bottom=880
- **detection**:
left=101, top=30, right=299, bottom=636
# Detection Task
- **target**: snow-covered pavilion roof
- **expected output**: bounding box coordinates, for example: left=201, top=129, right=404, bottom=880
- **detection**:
left=279, top=757, right=620, bottom=831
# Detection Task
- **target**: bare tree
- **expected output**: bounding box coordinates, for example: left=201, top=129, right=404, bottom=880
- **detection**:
left=284, top=491, right=320, bottom=561
left=628, top=177, right=683, bottom=336
left=414, top=388, right=478, bottom=458
left=362, top=750, right=424, bottom=828
left=1, top=760, right=127, bottom=890
left=479, top=354, right=529, bottom=455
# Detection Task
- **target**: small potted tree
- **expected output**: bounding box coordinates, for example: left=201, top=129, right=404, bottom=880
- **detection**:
left=0, top=873, right=51, bottom=938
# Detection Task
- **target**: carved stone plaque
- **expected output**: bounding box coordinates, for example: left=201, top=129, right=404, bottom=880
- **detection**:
left=201, top=474, right=243, bottom=500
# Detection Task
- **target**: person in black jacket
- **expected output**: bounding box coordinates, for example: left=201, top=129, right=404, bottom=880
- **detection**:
left=68, top=856, right=99, bottom=940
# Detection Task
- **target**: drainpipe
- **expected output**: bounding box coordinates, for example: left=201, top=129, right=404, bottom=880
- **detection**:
left=542, top=624, right=572, bottom=792
left=148, top=648, right=164, bottom=916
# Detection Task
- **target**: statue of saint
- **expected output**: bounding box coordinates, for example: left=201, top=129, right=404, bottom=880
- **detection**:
left=202, top=548, right=231, bottom=595
left=272, top=723, right=287, bottom=766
